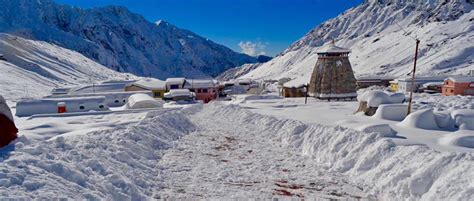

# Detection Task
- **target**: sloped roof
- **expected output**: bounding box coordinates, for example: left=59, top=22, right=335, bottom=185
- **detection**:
left=184, top=79, right=217, bottom=89
left=130, top=78, right=166, bottom=90
left=317, top=42, right=351, bottom=54
left=166, top=78, right=186, bottom=85
left=283, top=78, right=307, bottom=88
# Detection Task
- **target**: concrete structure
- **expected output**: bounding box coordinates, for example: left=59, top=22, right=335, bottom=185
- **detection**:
left=69, top=81, right=134, bottom=95
left=356, top=76, right=394, bottom=89
left=125, top=78, right=166, bottom=98
left=420, top=82, right=444, bottom=94
left=165, top=78, right=186, bottom=90
left=389, top=80, right=399, bottom=92
left=308, top=41, right=357, bottom=100
left=16, top=96, right=109, bottom=117
left=184, top=79, right=218, bottom=103
left=46, top=91, right=152, bottom=107
left=395, top=77, right=447, bottom=93
left=282, top=80, right=307, bottom=98
left=442, top=76, right=474, bottom=96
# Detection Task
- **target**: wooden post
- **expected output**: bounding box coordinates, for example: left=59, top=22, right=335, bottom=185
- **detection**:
left=304, top=84, right=308, bottom=104
left=407, top=39, right=420, bottom=115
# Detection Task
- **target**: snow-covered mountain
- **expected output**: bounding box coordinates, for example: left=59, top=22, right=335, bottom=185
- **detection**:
left=0, top=0, right=257, bottom=79
left=0, top=33, right=134, bottom=101
left=235, top=0, right=474, bottom=83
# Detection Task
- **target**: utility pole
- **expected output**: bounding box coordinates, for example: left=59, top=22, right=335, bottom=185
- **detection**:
left=304, top=84, right=308, bottom=104
left=407, top=39, right=420, bottom=115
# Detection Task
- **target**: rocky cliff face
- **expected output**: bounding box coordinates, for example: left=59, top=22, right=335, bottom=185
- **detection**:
left=0, top=0, right=257, bottom=79
left=236, top=0, right=473, bottom=84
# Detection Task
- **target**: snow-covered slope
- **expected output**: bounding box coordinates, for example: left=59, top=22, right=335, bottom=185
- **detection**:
left=239, top=0, right=474, bottom=84
left=0, top=33, right=133, bottom=101
left=0, top=0, right=257, bottom=79
left=216, top=63, right=263, bottom=81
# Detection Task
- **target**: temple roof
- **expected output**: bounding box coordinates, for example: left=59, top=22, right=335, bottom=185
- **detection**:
left=317, top=41, right=351, bottom=54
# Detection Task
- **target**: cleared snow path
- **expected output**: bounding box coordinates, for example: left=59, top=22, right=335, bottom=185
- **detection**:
left=155, top=105, right=366, bottom=199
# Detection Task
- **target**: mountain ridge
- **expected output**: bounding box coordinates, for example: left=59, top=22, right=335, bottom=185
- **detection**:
left=232, top=0, right=473, bottom=83
left=0, top=0, right=258, bottom=79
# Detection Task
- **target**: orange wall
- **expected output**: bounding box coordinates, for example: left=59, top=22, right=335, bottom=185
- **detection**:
left=442, top=79, right=474, bottom=96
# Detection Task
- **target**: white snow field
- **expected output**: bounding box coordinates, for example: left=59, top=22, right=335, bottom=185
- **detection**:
left=230, top=92, right=474, bottom=152
left=0, top=100, right=473, bottom=199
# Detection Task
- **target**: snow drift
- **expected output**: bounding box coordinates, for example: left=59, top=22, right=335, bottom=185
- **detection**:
left=358, top=90, right=405, bottom=107
left=0, top=107, right=199, bottom=199
left=204, top=103, right=474, bottom=200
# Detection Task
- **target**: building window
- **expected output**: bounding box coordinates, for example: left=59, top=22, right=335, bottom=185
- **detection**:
left=203, top=89, right=208, bottom=93
left=154, top=92, right=161, bottom=97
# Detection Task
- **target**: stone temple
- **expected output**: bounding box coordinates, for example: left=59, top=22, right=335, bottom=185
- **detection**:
left=308, top=41, right=357, bottom=100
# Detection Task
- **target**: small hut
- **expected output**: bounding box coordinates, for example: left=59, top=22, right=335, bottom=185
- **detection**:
left=282, top=79, right=307, bottom=98
left=308, top=41, right=357, bottom=100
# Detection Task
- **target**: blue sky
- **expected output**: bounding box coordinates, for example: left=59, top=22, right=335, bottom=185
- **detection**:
left=55, top=0, right=362, bottom=56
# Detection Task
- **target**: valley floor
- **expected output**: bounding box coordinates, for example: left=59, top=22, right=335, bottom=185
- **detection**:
left=0, top=94, right=473, bottom=199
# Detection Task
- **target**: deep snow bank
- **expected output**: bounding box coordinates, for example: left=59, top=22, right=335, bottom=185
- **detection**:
left=0, top=107, right=199, bottom=199
left=206, top=103, right=474, bottom=200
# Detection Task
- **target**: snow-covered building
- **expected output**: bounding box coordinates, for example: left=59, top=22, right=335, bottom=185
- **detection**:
left=16, top=96, right=109, bottom=117
left=282, top=80, right=307, bottom=98
left=51, top=87, right=72, bottom=96
left=308, top=41, right=357, bottom=100
left=68, top=81, right=133, bottom=95
left=419, top=82, right=444, bottom=94
left=163, top=89, right=195, bottom=102
left=394, top=77, right=447, bottom=93
left=356, top=76, right=394, bottom=89
left=125, top=78, right=166, bottom=98
left=165, top=78, right=186, bottom=90
left=184, top=79, right=218, bottom=103
left=46, top=91, right=152, bottom=107
left=442, top=76, right=474, bottom=96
